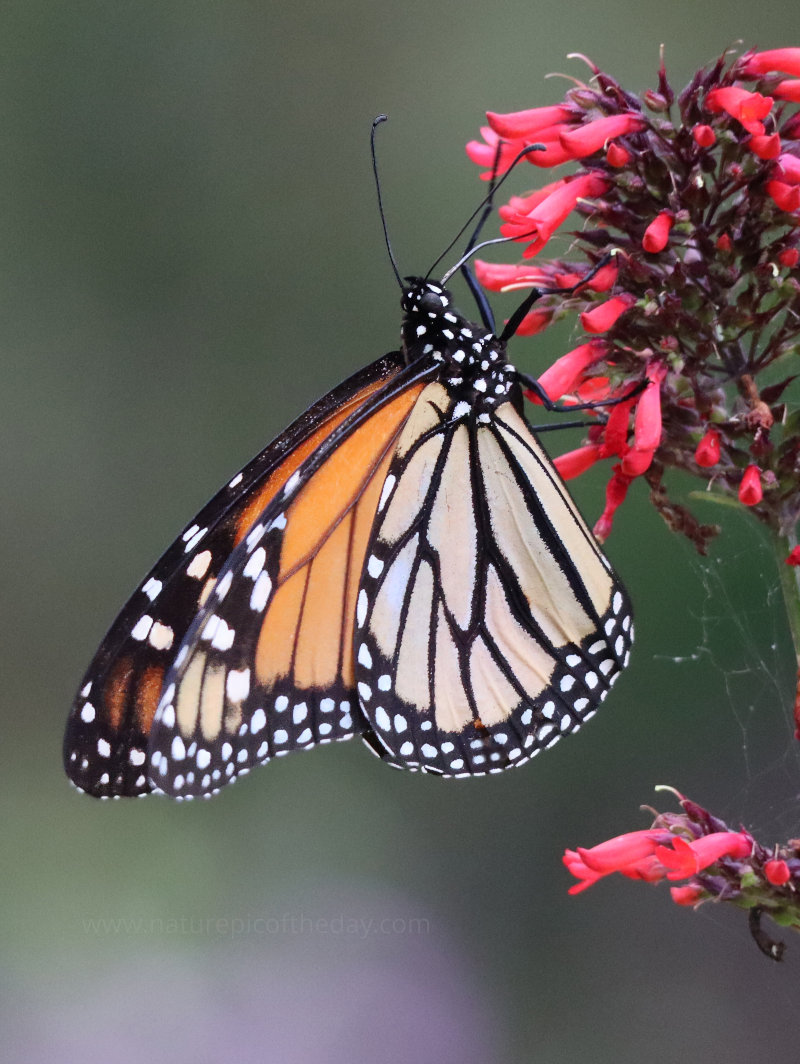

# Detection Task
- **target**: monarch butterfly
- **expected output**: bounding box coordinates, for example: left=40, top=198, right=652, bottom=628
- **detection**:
left=64, top=142, right=633, bottom=801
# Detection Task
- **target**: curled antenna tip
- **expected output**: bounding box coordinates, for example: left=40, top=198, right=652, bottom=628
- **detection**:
left=371, top=114, right=402, bottom=288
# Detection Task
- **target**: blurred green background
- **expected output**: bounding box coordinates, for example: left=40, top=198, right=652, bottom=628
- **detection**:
left=3, top=0, right=800, bottom=1060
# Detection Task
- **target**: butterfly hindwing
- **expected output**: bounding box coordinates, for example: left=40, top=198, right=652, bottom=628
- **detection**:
left=355, top=384, right=634, bottom=776
left=64, top=353, right=410, bottom=797
left=146, top=368, right=431, bottom=798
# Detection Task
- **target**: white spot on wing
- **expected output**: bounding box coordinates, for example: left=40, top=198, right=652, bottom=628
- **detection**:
left=142, top=577, right=162, bottom=601
left=377, top=474, right=396, bottom=513
left=148, top=621, right=174, bottom=651
left=250, top=571, right=272, bottom=612
left=187, top=550, right=212, bottom=579
left=226, top=668, right=250, bottom=703
left=131, top=614, right=153, bottom=641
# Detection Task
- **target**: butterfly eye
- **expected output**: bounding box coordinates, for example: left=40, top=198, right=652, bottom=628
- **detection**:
left=416, top=291, right=445, bottom=316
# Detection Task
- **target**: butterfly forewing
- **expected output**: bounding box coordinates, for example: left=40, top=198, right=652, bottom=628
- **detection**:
left=64, top=353, right=410, bottom=797
left=146, top=370, right=429, bottom=798
left=355, top=387, right=633, bottom=776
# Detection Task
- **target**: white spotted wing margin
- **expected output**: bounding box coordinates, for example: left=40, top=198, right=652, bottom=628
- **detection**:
left=63, top=352, right=412, bottom=799
left=355, top=382, right=634, bottom=777
left=145, top=360, right=436, bottom=800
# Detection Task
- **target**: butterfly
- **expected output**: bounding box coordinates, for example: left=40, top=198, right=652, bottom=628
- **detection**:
left=64, top=139, right=634, bottom=801
left=63, top=267, right=633, bottom=801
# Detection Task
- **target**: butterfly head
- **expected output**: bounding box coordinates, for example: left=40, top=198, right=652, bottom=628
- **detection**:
left=401, top=276, right=503, bottom=363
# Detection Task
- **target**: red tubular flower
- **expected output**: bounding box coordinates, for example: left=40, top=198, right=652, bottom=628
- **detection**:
left=580, top=293, right=635, bottom=333
left=785, top=546, right=800, bottom=566
left=554, top=443, right=604, bottom=480
left=535, top=340, right=607, bottom=401
left=583, top=262, right=618, bottom=292
left=775, top=153, right=800, bottom=183
left=499, top=172, right=610, bottom=257
left=739, top=464, right=763, bottom=505
left=642, top=211, right=674, bottom=253
left=778, top=247, right=799, bottom=268
left=606, top=142, right=631, bottom=167
left=575, top=377, right=610, bottom=404
left=775, top=79, right=800, bottom=103
left=574, top=829, right=665, bottom=873
left=600, top=394, right=637, bottom=458
left=670, top=884, right=706, bottom=906
left=655, top=831, right=751, bottom=880
left=765, top=859, right=791, bottom=886
left=564, top=828, right=677, bottom=894
left=748, top=133, right=781, bottom=159
left=594, top=466, right=634, bottom=540
left=766, top=180, right=800, bottom=213
left=559, top=113, right=647, bottom=159
left=486, top=104, right=575, bottom=139
left=465, top=127, right=529, bottom=179
left=695, top=427, right=721, bottom=467
left=692, top=123, right=716, bottom=147
left=620, top=362, right=666, bottom=476
left=513, top=308, right=552, bottom=335
left=705, top=86, right=774, bottom=135
left=563, top=849, right=604, bottom=894
left=742, top=47, right=800, bottom=77
left=472, top=260, right=549, bottom=291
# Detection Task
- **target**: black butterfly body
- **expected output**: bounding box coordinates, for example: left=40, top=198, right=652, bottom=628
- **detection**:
left=64, top=276, right=633, bottom=800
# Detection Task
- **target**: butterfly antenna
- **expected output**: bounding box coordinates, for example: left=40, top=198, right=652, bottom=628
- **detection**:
left=371, top=115, right=403, bottom=289
left=426, top=143, right=545, bottom=281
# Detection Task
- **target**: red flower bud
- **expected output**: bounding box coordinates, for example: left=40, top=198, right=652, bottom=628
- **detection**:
left=739, top=464, right=763, bottom=506
left=741, top=47, right=800, bottom=78
left=559, top=113, right=647, bottom=159
left=670, top=884, right=705, bottom=906
left=778, top=247, right=800, bottom=268
left=695, top=427, right=721, bottom=467
left=554, top=443, right=604, bottom=480
left=748, top=133, right=781, bottom=160
left=580, top=293, right=635, bottom=334
left=692, top=124, right=716, bottom=147
left=716, top=233, right=732, bottom=252
left=785, top=546, right=800, bottom=566
left=765, top=859, right=791, bottom=886
left=536, top=340, right=607, bottom=401
left=642, top=211, right=674, bottom=253
left=606, top=142, right=631, bottom=168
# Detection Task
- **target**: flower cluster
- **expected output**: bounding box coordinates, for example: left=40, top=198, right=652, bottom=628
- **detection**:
left=467, top=47, right=800, bottom=551
left=565, top=789, right=800, bottom=960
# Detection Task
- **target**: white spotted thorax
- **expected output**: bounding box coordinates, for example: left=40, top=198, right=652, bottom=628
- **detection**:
left=400, top=279, right=515, bottom=408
